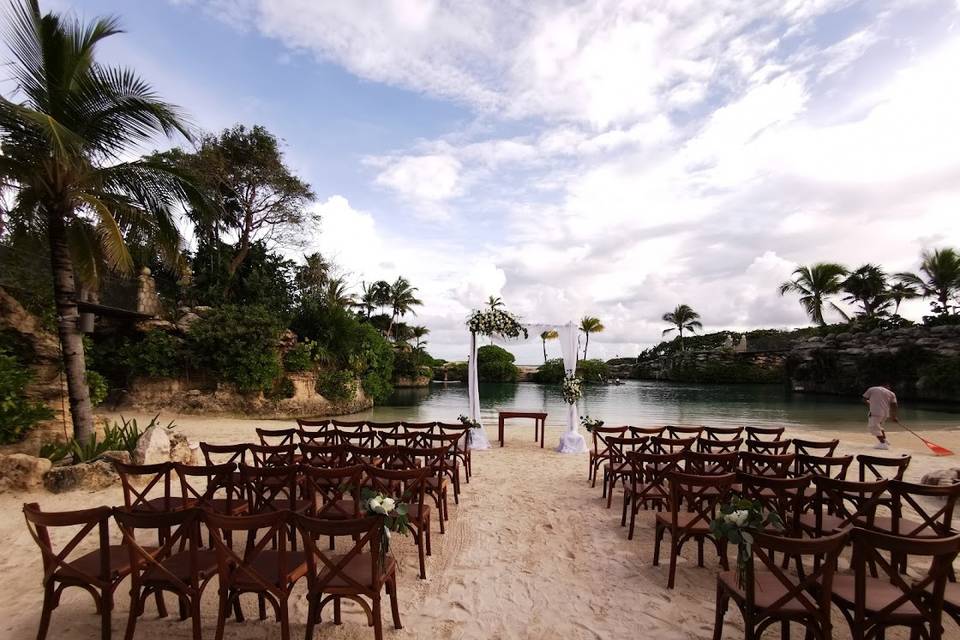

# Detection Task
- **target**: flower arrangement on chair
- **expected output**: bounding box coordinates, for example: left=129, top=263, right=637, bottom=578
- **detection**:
left=709, top=496, right=783, bottom=587
left=561, top=374, right=583, bottom=404
left=580, top=415, right=604, bottom=432
left=361, top=488, right=411, bottom=562
left=457, top=414, right=481, bottom=429
left=466, top=308, right=528, bottom=339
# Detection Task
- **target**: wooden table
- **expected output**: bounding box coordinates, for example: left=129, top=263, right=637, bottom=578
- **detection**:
left=498, top=411, right=548, bottom=448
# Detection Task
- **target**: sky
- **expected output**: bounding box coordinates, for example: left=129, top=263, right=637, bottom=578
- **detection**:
left=44, top=0, right=960, bottom=363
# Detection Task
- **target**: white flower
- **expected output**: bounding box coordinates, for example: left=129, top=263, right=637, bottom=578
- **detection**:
left=725, top=510, right=750, bottom=527
left=381, top=497, right=396, bottom=513
left=368, top=495, right=384, bottom=514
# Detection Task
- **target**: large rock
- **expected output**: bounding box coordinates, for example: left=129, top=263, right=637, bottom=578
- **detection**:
left=168, top=431, right=198, bottom=465
left=0, top=453, right=52, bottom=492
left=43, top=461, right=118, bottom=493
left=100, top=450, right=131, bottom=466
left=920, top=468, right=960, bottom=486
left=133, top=424, right=170, bottom=465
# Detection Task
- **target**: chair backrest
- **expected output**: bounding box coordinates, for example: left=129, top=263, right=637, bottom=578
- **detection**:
left=792, top=438, right=839, bottom=456
left=401, top=421, right=438, bottom=434
left=606, top=436, right=650, bottom=463
left=239, top=464, right=300, bottom=513
left=625, top=450, right=685, bottom=503
left=745, top=426, right=785, bottom=441
left=794, top=454, right=853, bottom=480
left=297, top=418, right=331, bottom=429
left=738, top=452, right=795, bottom=478
left=332, top=419, right=368, bottom=431
left=297, top=428, right=336, bottom=446
left=23, top=502, right=114, bottom=586
left=665, top=471, right=735, bottom=529
left=744, top=439, right=793, bottom=455
left=810, top=476, right=889, bottom=530
left=298, top=443, right=346, bottom=468
left=363, top=463, right=429, bottom=509
left=738, top=472, right=811, bottom=531
left=345, top=444, right=396, bottom=466
left=627, top=426, right=666, bottom=438
left=407, top=445, right=452, bottom=472
left=436, top=423, right=472, bottom=452
left=420, top=432, right=461, bottom=456
left=857, top=454, right=911, bottom=481
left=377, top=431, right=425, bottom=448
left=649, top=435, right=696, bottom=454
left=113, top=507, right=205, bottom=592
left=247, top=443, right=297, bottom=468
left=885, top=479, right=960, bottom=537
left=114, top=461, right=178, bottom=512
left=696, top=437, right=743, bottom=454
left=665, top=425, right=704, bottom=439
left=366, top=421, right=402, bottom=433
left=744, top=529, right=848, bottom=622
left=255, top=427, right=297, bottom=447
left=684, top=451, right=739, bottom=475
left=205, top=510, right=300, bottom=599
left=335, top=429, right=377, bottom=448
left=301, top=464, right=363, bottom=519
left=175, top=462, right=242, bottom=513
left=701, top=426, right=744, bottom=441
left=200, top=442, right=248, bottom=466
left=590, top=426, right=629, bottom=458
left=847, top=527, right=960, bottom=637
left=296, top=514, right=384, bottom=597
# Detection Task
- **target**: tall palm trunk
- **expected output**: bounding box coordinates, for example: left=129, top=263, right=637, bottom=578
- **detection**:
left=678, top=326, right=684, bottom=351
left=47, top=208, right=95, bottom=443
left=542, top=338, right=548, bottom=363
left=583, top=332, right=590, bottom=360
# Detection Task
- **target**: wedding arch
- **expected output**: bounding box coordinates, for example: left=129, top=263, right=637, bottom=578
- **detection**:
left=465, top=309, right=587, bottom=454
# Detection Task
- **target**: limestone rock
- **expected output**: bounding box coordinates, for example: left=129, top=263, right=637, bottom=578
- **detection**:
left=100, top=450, right=131, bottom=466
left=0, top=453, right=52, bottom=492
left=920, top=468, right=960, bottom=486
left=43, top=461, right=118, bottom=493
left=168, top=431, right=198, bottom=465
left=133, top=424, right=170, bottom=465
left=176, top=312, right=201, bottom=332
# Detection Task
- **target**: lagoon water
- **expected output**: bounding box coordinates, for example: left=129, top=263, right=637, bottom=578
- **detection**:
left=346, top=380, right=960, bottom=432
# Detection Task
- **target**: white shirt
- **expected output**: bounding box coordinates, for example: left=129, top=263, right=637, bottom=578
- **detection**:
left=863, top=386, right=897, bottom=418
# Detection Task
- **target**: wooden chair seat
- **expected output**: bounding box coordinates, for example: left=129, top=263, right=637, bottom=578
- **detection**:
left=134, top=496, right=196, bottom=512
left=142, top=550, right=218, bottom=583
left=203, top=498, right=248, bottom=516
left=65, top=544, right=153, bottom=580
left=831, top=575, right=923, bottom=617
left=655, top=511, right=711, bottom=533
left=406, top=503, right=432, bottom=520
left=797, top=511, right=846, bottom=533
left=718, top=570, right=820, bottom=614
left=312, top=499, right=358, bottom=520
left=232, top=550, right=310, bottom=589
left=318, top=552, right=397, bottom=590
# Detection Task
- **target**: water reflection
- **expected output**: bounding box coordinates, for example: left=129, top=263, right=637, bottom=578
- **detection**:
left=342, top=380, right=960, bottom=432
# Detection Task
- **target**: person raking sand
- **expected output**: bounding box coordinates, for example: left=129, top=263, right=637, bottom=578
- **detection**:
left=863, top=382, right=899, bottom=450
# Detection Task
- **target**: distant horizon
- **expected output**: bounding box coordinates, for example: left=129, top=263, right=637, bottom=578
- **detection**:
left=49, top=0, right=960, bottom=362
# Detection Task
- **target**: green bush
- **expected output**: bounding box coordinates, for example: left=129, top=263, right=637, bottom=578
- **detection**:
left=283, top=341, right=313, bottom=372
left=919, top=358, right=960, bottom=398
left=187, top=305, right=283, bottom=393
left=86, top=369, right=109, bottom=406
left=269, top=376, right=297, bottom=399
left=577, top=359, right=610, bottom=384
left=316, top=370, right=357, bottom=402
left=477, top=345, right=518, bottom=382
left=125, top=330, right=183, bottom=378
left=532, top=358, right=564, bottom=384
left=0, top=348, right=54, bottom=444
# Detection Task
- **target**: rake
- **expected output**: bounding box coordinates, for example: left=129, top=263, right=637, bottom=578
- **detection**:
left=896, top=422, right=954, bottom=457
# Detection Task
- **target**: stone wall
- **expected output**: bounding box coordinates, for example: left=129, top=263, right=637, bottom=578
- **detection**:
left=635, top=350, right=787, bottom=384
left=115, top=371, right=373, bottom=418
left=393, top=375, right=431, bottom=388
left=787, top=325, right=960, bottom=402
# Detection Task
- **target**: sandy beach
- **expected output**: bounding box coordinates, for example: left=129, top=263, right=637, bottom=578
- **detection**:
left=2, top=414, right=959, bottom=640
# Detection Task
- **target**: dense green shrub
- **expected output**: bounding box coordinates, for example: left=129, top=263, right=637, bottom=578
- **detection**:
left=477, top=345, right=518, bottom=382
left=316, top=370, right=357, bottom=402
left=919, top=358, right=960, bottom=398
left=577, top=359, right=610, bottom=383
left=668, top=360, right=784, bottom=384
left=283, top=342, right=313, bottom=372
left=86, top=369, right=109, bottom=406
left=532, top=358, right=564, bottom=384
left=392, top=349, right=432, bottom=379
left=187, top=305, right=283, bottom=393
left=0, top=347, right=54, bottom=444
left=125, top=330, right=183, bottom=378
left=269, top=376, right=296, bottom=399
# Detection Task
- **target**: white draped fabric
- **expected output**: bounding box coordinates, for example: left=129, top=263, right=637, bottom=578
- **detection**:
left=467, top=331, right=492, bottom=449
left=483, top=321, right=587, bottom=454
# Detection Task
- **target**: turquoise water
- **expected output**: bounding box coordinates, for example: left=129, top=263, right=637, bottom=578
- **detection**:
left=344, top=381, right=960, bottom=432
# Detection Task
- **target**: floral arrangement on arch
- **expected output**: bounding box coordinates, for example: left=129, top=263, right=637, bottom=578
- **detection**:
left=466, top=308, right=528, bottom=340
left=561, top=374, right=583, bottom=404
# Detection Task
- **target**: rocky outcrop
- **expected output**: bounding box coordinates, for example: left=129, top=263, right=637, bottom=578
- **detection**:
left=393, top=375, right=431, bottom=388
left=0, top=453, right=52, bottom=492
left=133, top=424, right=170, bottom=465
left=116, top=371, right=372, bottom=418
left=787, top=325, right=960, bottom=401
left=636, top=350, right=786, bottom=384
left=43, top=460, right=118, bottom=493
left=169, top=431, right=199, bottom=465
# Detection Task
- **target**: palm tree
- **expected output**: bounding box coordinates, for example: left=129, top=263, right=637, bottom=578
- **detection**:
left=661, top=305, right=702, bottom=350
left=322, top=276, right=354, bottom=308
left=842, top=264, right=891, bottom=319
left=411, top=325, right=430, bottom=350
left=579, top=316, right=605, bottom=360
left=539, top=329, right=558, bottom=363
left=896, top=248, right=960, bottom=316
left=486, top=295, right=504, bottom=310
left=887, top=281, right=920, bottom=316
left=358, top=281, right=377, bottom=318
left=778, top=263, right=848, bottom=326
left=0, top=1, right=195, bottom=443
left=387, top=276, right=422, bottom=338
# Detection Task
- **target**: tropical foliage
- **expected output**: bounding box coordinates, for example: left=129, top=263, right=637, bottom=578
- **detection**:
left=579, top=316, right=604, bottom=360
left=476, top=345, right=519, bottom=383
left=0, top=346, right=54, bottom=444
left=539, top=329, right=558, bottom=364
left=778, top=263, right=848, bottom=326
left=661, top=304, right=703, bottom=350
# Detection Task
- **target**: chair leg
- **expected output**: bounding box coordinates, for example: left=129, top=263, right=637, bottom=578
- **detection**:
left=653, top=525, right=664, bottom=566
left=621, top=491, right=630, bottom=527
left=416, top=529, right=427, bottom=579
left=334, top=596, right=341, bottom=624
left=628, top=498, right=638, bottom=540
left=372, top=596, right=383, bottom=640
left=453, top=469, right=461, bottom=504
left=780, top=621, right=789, bottom=640
left=712, top=582, right=728, bottom=640
left=123, top=587, right=139, bottom=640
left=388, top=576, right=402, bottom=629
left=279, top=599, right=290, bottom=640
left=100, top=590, right=113, bottom=640
left=437, top=497, right=446, bottom=534
left=258, top=594, right=267, bottom=620
left=215, top=589, right=228, bottom=640
left=697, top=538, right=705, bottom=568
left=304, top=597, right=317, bottom=640
left=667, top=536, right=679, bottom=589
left=191, top=597, right=203, bottom=640
left=36, top=580, right=56, bottom=640
left=425, top=516, right=433, bottom=556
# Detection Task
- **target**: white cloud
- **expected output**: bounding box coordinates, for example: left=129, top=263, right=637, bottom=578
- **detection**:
left=372, top=154, right=464, bottom=220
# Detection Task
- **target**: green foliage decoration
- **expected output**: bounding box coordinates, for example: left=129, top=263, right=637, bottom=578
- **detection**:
left=0, top=347, right=54, bottom=444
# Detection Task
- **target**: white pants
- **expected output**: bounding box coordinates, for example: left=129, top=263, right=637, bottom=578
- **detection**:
left=868, top=415, right=887, bottom=436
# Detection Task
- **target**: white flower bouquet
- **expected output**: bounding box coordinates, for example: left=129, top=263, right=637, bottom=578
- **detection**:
left=361, top=488, right=411, bottom=562
left=709, top=496, right=783, bottom=588
left=580, top=415, right=604, bottom=431
left=466, top=308, right=528, bottom=339
left=561, top=374, right=582, bottom=404
left=458, top=414, right=481, bottom=429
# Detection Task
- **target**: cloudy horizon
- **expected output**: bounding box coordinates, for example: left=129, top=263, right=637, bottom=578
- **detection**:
left=49, top=0, right=960, bottom=363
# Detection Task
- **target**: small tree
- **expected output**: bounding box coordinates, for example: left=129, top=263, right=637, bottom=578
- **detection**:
left=778, top=263, right=848, bottom=326
left=896, top=248, right=960, bottom=316
left=539, top=329, right=558, bottom=363
left=842, top=264, right=891, bottom=319
left=579, top=316, right=604, bottom=360
left=662, top=304, right=702, bottom=351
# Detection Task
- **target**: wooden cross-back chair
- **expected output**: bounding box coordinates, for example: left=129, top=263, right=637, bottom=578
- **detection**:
left=206, top=510, right=309, bottom=640
left=297, top=428, right=336, bottom=447
left=407, top=444, right=453, bottom=531
left=831, top=528, right=960, bottom=640
left=239, top=464, right=306, bottom=515
left=701, top=426, right=743, bottom=442
left=332, top=419, right=368, bottom=431
left=744, top=438, right=793, bottom=455
left=297, top=418, right=331, bottom=430
left=696, top=438, right=743, bottom=454
left=713, top=529, right=848, bottom=640
left=437, top=422, right=473, bottom=482
left=601, top=435, right=650, bottom=508
left=247, top=443, right=297, bottom=468
left=200, top=442, right=248, bottom=467
left=296, top=514, right=402, bottom=640
left=648, top=435, right=697, bottom=455
left=175, top=462, right=247, bottom=517
left=377, top=431, right=426, bottom=450
left=858, top=453, right=911, bottom=481
left=875, top=480, right=960, bottom=538
left=336, top=429, right=378, bottom=449
left=794, top=453, right=853, bottom=481
left=588, top=426, right=628, bottom=486
left=622, top=450, right=685, bottom=540
left=799, top=476, right=889, bottom=540
left=23, top=503, right=131, bottom=640
left=627, top=426, right=666, bottom=439
left=112, top=507, right=217, bottom=640
left=364, top=464, right=432, bottom=579
left=684, top=451, right=739, bottom=476
left=654, top=471, right=735, bottom=589
left=792, top=437, right=839, bottom=457
left=421, top=432, right=463, bottom=503
left=301, top=464, right=363, bottom=523
left=366, top=421, right=402, bottom=434
left=346, top=444, right=396, bottom=467
left=298, top=443, right=346, bottom=468
left=665, top=425, right=704, bottom=439
left=737, top=473, right=811, bottom=545
left=114, top=461, right=191, bottom=513
left=738, top=452, right=795, bottom=478
left=401, top=421, right=437, bottom=434
left=256, top=427, right=297, bottom=448
left=745, top=426, right=785, bottom=442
